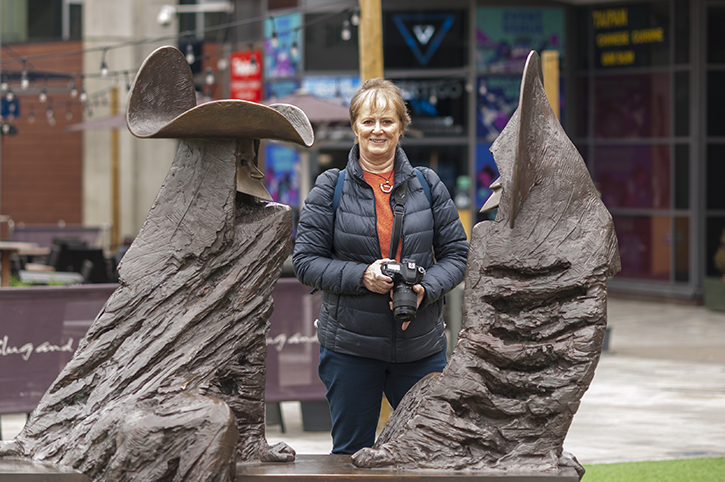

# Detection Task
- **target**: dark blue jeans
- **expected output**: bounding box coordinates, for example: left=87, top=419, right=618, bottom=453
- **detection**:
left=318, top=345, right=447, bottom=454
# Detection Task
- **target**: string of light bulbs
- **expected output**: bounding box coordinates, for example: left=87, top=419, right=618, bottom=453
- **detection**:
left=1, top=1, right=360, bottom=133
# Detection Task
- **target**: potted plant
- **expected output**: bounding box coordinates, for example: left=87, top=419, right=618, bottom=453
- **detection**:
left=704, top=228, right=725, bottom=312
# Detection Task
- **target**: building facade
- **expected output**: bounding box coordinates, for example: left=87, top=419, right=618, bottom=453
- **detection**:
left=0, top=0, right=723, bottom=300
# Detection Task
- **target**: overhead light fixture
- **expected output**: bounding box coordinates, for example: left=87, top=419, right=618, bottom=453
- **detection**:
left=157, top=2, right=234, bottom=26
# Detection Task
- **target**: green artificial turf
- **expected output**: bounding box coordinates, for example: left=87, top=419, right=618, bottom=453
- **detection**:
left=582, top=457, right=725, bottom=482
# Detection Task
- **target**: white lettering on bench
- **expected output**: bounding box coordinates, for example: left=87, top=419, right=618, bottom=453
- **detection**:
left=0, top=335, right=74, bottom=361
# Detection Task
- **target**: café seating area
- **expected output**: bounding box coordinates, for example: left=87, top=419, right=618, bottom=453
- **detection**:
left=0, top=217, right=117, bottom=287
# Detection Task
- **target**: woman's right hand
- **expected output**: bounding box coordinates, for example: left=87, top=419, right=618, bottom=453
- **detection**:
left=363, top=258, right=394, bottom=294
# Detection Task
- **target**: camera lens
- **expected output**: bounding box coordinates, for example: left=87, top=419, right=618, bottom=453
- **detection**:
left=392, top=283, right=418, bottom=322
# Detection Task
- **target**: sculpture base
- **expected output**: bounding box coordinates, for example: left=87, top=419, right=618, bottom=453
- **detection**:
left=236, top=455, right=580, bottom=482
left=0, top=458, right=88, bottom=481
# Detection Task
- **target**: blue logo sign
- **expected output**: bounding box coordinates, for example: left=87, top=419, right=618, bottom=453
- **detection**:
left=392, top=13, right=455, bottom=66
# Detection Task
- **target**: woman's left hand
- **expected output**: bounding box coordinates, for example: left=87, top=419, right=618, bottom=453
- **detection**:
left=399, top=284, right=425, bottom=331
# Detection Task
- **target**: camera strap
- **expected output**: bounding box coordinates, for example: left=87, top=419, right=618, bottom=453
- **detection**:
left=389, top=182, right=408, bottom=259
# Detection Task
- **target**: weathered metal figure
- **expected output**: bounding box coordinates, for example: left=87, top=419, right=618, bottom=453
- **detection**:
left=352, top=51, right=620, bottom=479
left=0, top=46, right=313, bottom=481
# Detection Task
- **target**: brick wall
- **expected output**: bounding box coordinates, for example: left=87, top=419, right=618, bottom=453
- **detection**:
left=1, top=41, right=83, bottom=225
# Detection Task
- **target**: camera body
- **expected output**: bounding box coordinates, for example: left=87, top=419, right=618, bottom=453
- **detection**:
left=381, top=259, right=426, bottom=323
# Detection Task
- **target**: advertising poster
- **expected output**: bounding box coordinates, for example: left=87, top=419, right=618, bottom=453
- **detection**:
left=476, top=7, right=565, bottom=72
left=302, top=76, right=361, bottom=107
left=264, top=12, right=301, bottom=79
left=476, top=75, right=521, bottom=142
left=265, top=143, right=300, bottom=209
left=591, top=4, right=669, bottom=69
left=475, top=143, right=500, bottom=211
left=229, top=50, right=262, bottom=102
left=265, top=79, right=301, bottom=100
left=385, top=10, right=466, bottom=69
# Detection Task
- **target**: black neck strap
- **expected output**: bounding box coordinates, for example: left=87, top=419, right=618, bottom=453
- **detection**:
left=389, top=181, right=408, bottom=259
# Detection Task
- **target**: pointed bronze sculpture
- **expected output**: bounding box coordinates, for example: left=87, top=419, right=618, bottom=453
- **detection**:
left=0, top=46, right=313, bottom=481
left=352, top=51, right=620, bottom=479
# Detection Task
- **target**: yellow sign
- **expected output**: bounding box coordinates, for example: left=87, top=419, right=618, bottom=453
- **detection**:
left=592, top=7, right=665, bottom=68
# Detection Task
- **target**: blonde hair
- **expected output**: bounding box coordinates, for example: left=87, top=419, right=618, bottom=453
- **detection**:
left=349, top=78, right=411, bottom=136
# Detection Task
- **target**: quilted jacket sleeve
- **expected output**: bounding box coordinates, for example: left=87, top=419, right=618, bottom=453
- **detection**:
left=417, top=167, right=469, bottom=307
left=293, top=169, right=370, bottom=295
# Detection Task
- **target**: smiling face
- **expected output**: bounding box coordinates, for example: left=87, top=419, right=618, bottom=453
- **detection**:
left=353, top=100, right=403, bottom=170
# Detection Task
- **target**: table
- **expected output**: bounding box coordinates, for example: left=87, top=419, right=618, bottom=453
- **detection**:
left=0, top=241, right=43, bottom=287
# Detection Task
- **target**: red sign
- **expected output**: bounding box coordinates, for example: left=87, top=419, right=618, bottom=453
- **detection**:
left=230, top=50, right=263, bottom=102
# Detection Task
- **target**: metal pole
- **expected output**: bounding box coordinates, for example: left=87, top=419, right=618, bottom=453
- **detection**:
left=542, top=50, right=560, bottom=120
left=358, top=0, right=383, bottom=82
left=111, top=86, right=120, bottom=249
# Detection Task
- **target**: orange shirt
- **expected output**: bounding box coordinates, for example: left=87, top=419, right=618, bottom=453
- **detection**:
left=362, top=170, right=401, bottom=261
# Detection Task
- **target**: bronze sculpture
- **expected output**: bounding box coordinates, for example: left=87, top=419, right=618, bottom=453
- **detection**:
left=351, top=51, right=620, bottom=479
left=0, top=46, right=313, bottom=481
left=1, top=48, right=618, bottom=482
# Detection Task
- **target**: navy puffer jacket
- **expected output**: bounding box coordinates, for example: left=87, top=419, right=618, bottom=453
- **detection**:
left=293, top=145, right=469, bottom=363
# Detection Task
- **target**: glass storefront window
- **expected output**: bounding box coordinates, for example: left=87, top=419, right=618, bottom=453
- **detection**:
left=707, top=6, right=725, bottom=64
left=707, top=72, right=725, bottom=137
left=674, top=144, right=689, bottom=210
left=593, top=144, right=670, bottom=210
left=674, top=0, right=689, bottom=64
left=591, top=2, right=670, bottom=69
left=576, top=76, right=589, bottom=138
left=674, top=70, right=689, bottom=137
left=613, top=215, right=671, bottom=281
left=706, top=217, right=725, bottom=277
left=593, top=73, right=670, bottom=138
left=706, top=144, right=725, bottom=210
left=674, top=216, right=689, bottom=282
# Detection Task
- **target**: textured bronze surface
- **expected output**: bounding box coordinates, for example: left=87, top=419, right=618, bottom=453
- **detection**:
left=351, top=51, right=620, bottom=480
left=126, top=47, right=313, bottom=147
left=0, top=46, right=314, bottom=482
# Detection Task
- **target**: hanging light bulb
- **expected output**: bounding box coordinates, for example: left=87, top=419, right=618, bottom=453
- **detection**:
left=65, top=102, right=73, bottom=120
left=185, top=44, right=196, bottom=64
left=341, top=19, right=351, bottom=41
left=20, top=61, right=30, bottom=91
left=27, top=105, right=35, bottom=124
left=2, top=123, right=10, bottom=135
left=6, top=87, right=15, bottom=102
left=39, top=85, right=48, bottom=103
left=270, top=17, right=279, bottom=48
left=100, top=48, right=109, bottom=77
left=351, top=8, right=360, bottom=26
left=217, top=56, right=229, bottom=71
left=79, top=85, right=88, bottom=103
left=291, top=38, right=299, bottom=57
left=1, top=75, right=8, bottom=92
left=250, top=53, right=257, bottom=69
left=125, top=71, right=132, bottom=91
left=69, top=78, right=78, bottom=98
left=204, top=66, right=215, bottom=86
left=46, top=103, right=56, bottom=126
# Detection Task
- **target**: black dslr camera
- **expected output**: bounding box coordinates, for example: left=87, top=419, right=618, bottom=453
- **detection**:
left=381, top=259, right=426, bottom=323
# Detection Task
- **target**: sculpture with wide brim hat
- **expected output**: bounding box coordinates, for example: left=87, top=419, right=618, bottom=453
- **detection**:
left=126, top=45, right=314, bottom=201
left=127, top=45, right=314, bottom=146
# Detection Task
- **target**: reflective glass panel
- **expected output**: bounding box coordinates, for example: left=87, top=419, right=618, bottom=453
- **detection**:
left=593, top=144, right=670, bottom=209
left=674, top=216, right=690, bottom=282
left=613, top=215, right=671, bottom=281
left=594, top=73, right=670, bottom=138
left=707, top=144, right=725, bottom=210
left=706, top=217, right=725, bottom=277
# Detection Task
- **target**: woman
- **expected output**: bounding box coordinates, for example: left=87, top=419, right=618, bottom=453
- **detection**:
left=293, top=78, right=469, bottom=454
